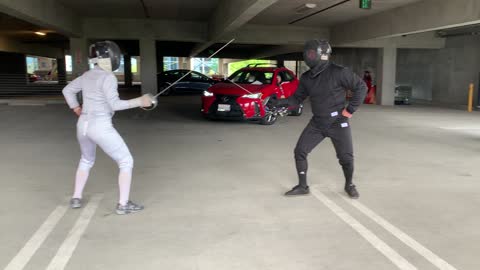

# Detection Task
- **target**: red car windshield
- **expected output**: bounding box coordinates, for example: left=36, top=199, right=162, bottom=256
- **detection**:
left=228, top=70, right=274, bottom=85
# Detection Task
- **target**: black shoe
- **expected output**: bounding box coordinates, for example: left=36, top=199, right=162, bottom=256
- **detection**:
left=285, top=185, right=310, bottom=196
left=345, top=184, right=359, bottom=199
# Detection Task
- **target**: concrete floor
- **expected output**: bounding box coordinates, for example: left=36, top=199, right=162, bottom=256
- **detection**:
left=1, top=96, right=479, bottom=270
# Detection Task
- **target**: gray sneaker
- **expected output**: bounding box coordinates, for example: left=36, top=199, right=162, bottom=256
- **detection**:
left=116, top=201, right=144, bottom=215
left=70, top=198, right=82, bottom=209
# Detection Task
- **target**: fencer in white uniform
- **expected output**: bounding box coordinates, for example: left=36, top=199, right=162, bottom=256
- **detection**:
left=62, top=41, right=156, bottom=215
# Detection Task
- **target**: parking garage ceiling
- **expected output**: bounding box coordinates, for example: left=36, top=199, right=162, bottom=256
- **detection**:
left=55, top=0, right=428, bottom=57
left=0, top=13, right=68, bottom=47
left=57, top=0, right=424, bottom=27
left=1, top=0, right=479, bottom=58
left=58, top=0, right=222, bottom=20
left=250, top=0, right=424, bottom=26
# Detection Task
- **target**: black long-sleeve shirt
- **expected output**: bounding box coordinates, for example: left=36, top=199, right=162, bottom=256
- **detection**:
left=288, top=62, right=367, bottom=128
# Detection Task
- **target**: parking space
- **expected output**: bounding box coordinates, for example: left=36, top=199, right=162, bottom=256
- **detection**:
left=1, top=97, right=479, bottom=269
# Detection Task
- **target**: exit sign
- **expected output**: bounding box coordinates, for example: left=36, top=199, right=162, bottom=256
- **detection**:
left=359, top=0, right=371, bottom=9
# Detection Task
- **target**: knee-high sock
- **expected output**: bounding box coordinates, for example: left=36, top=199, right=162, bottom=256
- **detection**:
left=295, top=159, right=308, bottom=188
left=118, top=169, right=132, bottom=206
left=73, top=169, right=90, bottom=199
left=342, top=163, right=354, bottom=187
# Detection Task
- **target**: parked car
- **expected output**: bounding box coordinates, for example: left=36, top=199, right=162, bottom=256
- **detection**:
left=201, top=64, right=302, bottom=125
left=211, top=74, right=226, bottom=82
left=157, top=69, right=216, bottom=95
left=28, top=73, right=39, bottom=83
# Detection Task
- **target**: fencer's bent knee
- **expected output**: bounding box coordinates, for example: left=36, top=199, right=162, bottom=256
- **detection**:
left=338, top=153, right=354, bottom=166
left=117, top=154, right=134, bottom=170
left=294, top=147, right=308, bottom=160
left=78, top=156, right=95, bottom=171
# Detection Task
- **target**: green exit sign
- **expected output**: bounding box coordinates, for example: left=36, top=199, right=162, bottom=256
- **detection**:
left=359, top=0, right=371, bottom=9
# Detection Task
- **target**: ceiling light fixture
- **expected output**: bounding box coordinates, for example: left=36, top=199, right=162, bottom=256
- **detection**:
left=290, top=0, right=351, bottom=24
left=34, top=31, right=46, bottom=36
left=295, top=3, right=317, bottom=14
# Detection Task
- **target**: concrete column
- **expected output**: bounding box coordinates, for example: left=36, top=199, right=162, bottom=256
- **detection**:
left=277, top=59, right=285, bottom=67
left=57, top=57, right=67, bottom=84
left=140, top=38, right=157, bottom=94
left=124, top=55, right=133, bottom=88
left=376, top=46, right=397, bottom=106
left=157, top=55, right=164, bottom=73
left=70, top=38, right=89, bottom=78
left=180, top=57, right=191, bottom=69
left=224, top=63, right=229, bottom=75
left=218, top=58, right=224, bottom=75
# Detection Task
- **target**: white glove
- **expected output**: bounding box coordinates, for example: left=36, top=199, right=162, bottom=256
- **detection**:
left=128, top=94, right=156, bottom=108
left=140, top=94, right=156, bottom=107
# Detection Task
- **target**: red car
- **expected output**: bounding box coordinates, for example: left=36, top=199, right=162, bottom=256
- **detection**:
left=201, top=64, right=303, bottom=125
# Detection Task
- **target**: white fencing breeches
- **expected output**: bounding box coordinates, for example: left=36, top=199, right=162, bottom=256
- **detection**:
left=76, top=115, right=134, bottom=172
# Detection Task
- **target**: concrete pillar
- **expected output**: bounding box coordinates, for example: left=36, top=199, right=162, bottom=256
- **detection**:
left=218, top=58, right=224, bottom=75
left=124, top=55, right=133, bottom=88
left=157, top=55, right=164, bottom=73
left=277, top=59, right=285, bottom=67
left=57, top=57, right=67, bottom=84
left=140, top=38, right=157, bottom=94
left=224, top=63, right=229, bottom=75
left=179, top=57, right=191, bottom=69
left=376, top=46, right=397, bottom=106
left=70, top=38, right=89, bottom=78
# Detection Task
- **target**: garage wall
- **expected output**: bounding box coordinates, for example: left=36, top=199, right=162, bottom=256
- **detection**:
left=397, top=49, right=436, bottom=101
left=432, top=35, right=480, bottom=107
left=0, top=46, right=66, bottom=97
left=332, top=48, right=378, bottom=80
left=0, top=36, right=19, bottom=53
left=397, top=36, right=480, bottom=107
left=0, top=51, right=28, bottom=96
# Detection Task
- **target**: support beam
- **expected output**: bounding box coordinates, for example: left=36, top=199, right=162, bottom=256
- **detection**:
left=140, top=38, right=157, bottom=95
left=83, top=18, right=207, bottom=42
left=229, top=24, right=329, bottom=45
left=251, top=45, right=303, bottom=59
left=190, top=0, right=279, bottom=57
left=57, top=57, right=67, bottom=85
left=336, top=32, right=446, bottom=49
left=376, top=46, right=397, bottom=106
left=124, top=55, right=132, bottom=88
left=332, top=0, right=480, bottom=45
left=0, top=0, right=81, bottom=37
left=0, top=36, right=64, bottom=58
left=70, top=37, right=89, bottom=78
left=83, top=18, right=327, bottom=56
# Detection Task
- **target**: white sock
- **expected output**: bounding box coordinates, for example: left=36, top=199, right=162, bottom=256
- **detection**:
left=118, top=170, right=132, bottom=206
left=73, top=169, right=90, bottom=199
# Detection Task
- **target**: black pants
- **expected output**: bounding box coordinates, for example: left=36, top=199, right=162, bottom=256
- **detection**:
left=294, top=118, right=354, bottom=187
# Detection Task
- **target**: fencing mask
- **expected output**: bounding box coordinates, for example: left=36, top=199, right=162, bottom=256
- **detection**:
left=89, top=41, right=122, bottom=72
left=303, top=39, right=332, bottom=69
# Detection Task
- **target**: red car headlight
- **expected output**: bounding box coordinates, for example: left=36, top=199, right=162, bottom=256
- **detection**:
left=203, top=91, right=214, bottom=97
left=241, top=93, right=262, bottom=99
